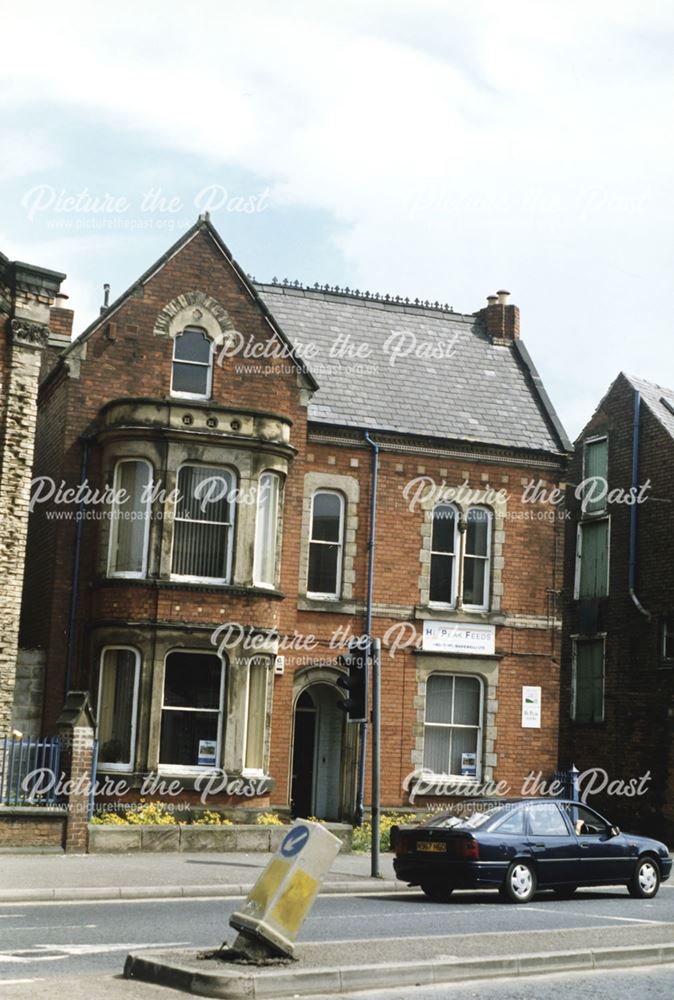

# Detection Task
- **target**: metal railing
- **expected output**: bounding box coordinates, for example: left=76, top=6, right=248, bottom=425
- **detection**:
left=553, top=765, right=580, bottom=801
left=0, top=736, right=62, bottom=806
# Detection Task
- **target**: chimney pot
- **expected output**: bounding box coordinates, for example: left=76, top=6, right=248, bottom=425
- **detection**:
left=497, top=289, right=510, bottom=305
left=486, top=295, right=498, bottom=306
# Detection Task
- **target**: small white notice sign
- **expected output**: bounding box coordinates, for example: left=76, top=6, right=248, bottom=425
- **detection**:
left=198, top=739, right=217, bottom=766
left=521, top=686, right=542, bottom=728
left=422, top=621, right=495, bottom=655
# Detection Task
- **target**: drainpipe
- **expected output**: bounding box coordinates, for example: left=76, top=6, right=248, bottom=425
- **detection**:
left=64, top=436, right=91, bottom=694
left=628, top=391, right=651, bottom=620
left=355, top=431, right=379, bottom=828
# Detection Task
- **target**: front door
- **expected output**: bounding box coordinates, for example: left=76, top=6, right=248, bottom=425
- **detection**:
left=291, top=683, right=344, bottom=820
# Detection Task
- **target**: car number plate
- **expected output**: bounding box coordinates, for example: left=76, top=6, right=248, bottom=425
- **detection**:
left=417, top=841, right=447, bottom=853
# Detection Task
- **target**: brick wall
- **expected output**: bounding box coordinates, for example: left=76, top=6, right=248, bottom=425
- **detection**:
left=560, top=374, right=674, bottom=836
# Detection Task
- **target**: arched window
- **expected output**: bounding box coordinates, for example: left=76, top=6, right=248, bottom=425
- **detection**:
left=307, top=490, right=344, bottom=598
left=97, top=646, right=140, bottom=772
left=171, top=326, right=213, bottom=399
left=253, top=472, right=281, bottom=588
left=107, top=458, right=152, bottom=577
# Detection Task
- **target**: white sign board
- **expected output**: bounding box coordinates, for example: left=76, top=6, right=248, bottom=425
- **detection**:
left=521, top=686, right=542, bottom=728
left=422, top=621, right=495, bottom=656
left=197, top=739, right=217, bottom=766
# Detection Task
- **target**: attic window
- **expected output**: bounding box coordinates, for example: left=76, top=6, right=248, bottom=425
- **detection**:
left=171, top=327, right=213, bottom=399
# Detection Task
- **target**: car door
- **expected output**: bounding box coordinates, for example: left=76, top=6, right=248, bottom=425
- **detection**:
left=526, top=801, right=580, bottom=886
left=560, top=802, right=633, bottom=885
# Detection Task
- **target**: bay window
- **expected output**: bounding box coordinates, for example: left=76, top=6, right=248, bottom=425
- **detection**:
left=253, top=472, right=281, bottom=588
left=97, top=647, right=140, bottom=771
left=160, top=651, right=225, bottom=769
left=244, top=656, right=271, bottom=773
left=108, top=459, right=152, bottom=577
left=172, top=464, right=235, bottom=582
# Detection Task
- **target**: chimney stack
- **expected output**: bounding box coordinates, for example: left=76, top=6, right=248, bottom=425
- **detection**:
left=483, top=290, right=519, bottom=343
left=50, top=291, right=74, bottom=340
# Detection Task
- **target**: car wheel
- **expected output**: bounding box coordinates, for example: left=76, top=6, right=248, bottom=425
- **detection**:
left=553, top=886, right=578, bottom=898
left=628, top=857, right=660, bottom=899
left=421, top=882, right=454, bottom=901
left=503, top=861, right=537, bottom=904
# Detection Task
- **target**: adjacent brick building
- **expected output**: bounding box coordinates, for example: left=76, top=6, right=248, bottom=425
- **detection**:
left=559, top=373, right=674, bottom=838
left=19, top=217, right=571, bottom=819
left=0, top=252, right=66, bottom=733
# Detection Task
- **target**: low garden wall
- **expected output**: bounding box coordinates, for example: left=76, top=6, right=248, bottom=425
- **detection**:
left=0, top=806, right=67, bottom=852
left=88, top=822, right=353, bottom=854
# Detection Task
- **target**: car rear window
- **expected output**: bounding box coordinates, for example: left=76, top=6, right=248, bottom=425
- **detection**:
left=427, top=803, right=504, bottom=830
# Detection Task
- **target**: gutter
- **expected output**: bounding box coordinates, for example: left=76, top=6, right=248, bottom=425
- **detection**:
left=628, top=390, right=651, bottom=620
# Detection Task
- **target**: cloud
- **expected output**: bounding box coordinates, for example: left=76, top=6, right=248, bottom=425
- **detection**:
left=1, top=0, right=674, bottom=433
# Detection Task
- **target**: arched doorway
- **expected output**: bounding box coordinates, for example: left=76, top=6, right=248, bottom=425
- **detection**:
left=291, top=683, right=346, bottom=821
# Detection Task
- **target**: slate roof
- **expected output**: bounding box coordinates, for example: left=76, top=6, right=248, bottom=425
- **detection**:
left=256, top=283, right=569, bottom=455
left=624, top=373, right=674, bottom=441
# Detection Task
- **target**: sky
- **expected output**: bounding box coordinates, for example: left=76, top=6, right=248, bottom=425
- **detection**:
left=1, top=0, right=673, bottom=440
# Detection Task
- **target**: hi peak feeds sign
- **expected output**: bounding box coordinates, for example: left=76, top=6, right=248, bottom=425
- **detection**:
left=422, top=621, right=495, bottom=655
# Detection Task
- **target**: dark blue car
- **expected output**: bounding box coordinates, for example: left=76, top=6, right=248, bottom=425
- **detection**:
left=392, top=798, right=672, bottom=903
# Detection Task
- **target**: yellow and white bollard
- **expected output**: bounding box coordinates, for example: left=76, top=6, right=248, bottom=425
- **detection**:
left=229, top=820, right=342, bottom=959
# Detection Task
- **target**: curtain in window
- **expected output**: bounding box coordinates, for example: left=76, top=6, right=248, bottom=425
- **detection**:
left=308, top=492, right=343, bottom=595
left=172, top=466, right=233, bottom=580
left=245, top=657, right=269, bottom=771
left=423, top=674, right=481, bottom=775
left=110, top=461, right=151, bottom=574
left=575, top=640, right=604, bottom=722
left=98, top=648, right=137, bottom=767
left=578, top=520, right=609, bottom=598
left=253, top=473, right=280, bottom=587
left=429, top=505, right=455, bottom=603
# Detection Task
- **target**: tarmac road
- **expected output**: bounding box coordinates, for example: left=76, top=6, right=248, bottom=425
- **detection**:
left=1, top=883, right=673, bottom=980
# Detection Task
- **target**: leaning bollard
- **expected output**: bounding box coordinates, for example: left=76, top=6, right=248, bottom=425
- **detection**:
left=229, top=819, right=342, bottom=960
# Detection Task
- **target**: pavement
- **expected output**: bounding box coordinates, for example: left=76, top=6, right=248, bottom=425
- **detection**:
left=0, top=850, right=401, bottom=902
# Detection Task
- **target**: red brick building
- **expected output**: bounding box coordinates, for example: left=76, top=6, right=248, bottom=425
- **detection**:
left=559, top=373, right=674, bottom=838
left=19, top=217, right=570, bottom=819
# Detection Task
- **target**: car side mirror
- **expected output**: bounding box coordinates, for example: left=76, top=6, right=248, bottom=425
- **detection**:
left=610, top=825, right=620, bottom=838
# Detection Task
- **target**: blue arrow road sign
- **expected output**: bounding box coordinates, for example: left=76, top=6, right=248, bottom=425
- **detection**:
left=281, top=824, right=310, bottom=858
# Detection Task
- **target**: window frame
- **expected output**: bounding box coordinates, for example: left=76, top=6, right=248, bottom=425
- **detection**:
left=253, top=471, right=281, bottom=589
left=571, top=635, right=606, bottom=723
left=170, top=462, right=236, bottom=585
left=462, top=505, right=493, bottom=611
left=422, top=672, right=484, bottom=781
left=170, top=326, right=214, bottom=401
left=242, top=655, right=271, bottom=777
left=306, top=489, right=345, bottom=600
left=107, top=458, right=153, bottom=579
left=574, top=516, right=611, bottom=599
left=96, top=645, right=141, bottom=773
left=158, top=648, right=226, bottom=774
left=428, top=503, right=460, bottom=609
left=581, top=435, right=609, bottom=516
